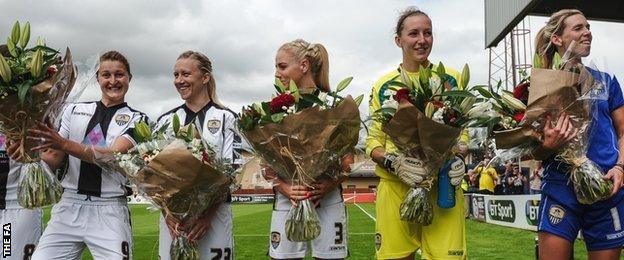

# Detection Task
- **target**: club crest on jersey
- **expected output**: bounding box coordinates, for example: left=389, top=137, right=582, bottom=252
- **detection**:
left=207, top=119, right=221, bottom=134
left=114, top=114, right=131, bottom=126
left=548, top=205, right=565, bottom=225
left=270, top=232, right=281, bottom=249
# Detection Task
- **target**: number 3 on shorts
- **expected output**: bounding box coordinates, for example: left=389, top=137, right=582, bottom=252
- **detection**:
left=334, top=222, right=344, bottom=244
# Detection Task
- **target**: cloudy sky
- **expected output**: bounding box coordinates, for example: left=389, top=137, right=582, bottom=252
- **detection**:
left=2, top=0, right=623, bottom=119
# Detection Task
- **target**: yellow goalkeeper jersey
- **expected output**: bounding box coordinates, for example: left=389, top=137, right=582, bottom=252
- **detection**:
left=365, top=63, right=466, bottom=180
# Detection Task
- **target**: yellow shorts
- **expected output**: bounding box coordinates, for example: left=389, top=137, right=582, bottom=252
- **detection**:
left=375, top=179, right=466, bottom=259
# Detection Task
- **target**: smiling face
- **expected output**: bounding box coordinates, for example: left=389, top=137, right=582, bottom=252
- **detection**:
left=395, top=14, right=433, bottom=64
left=173, top=58, right=210, bottom=101
left=552, top=14, right=592, bottom=58
left=97, top=60, right=131, bottom=105
left=274, top=49, right=306, bottom=87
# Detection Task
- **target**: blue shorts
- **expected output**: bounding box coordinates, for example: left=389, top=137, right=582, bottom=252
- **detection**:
left=538, top=161, right=624, bottom=251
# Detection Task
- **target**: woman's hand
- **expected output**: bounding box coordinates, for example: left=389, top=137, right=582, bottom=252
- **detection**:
left=276, top=181, right=310, bottom=206
left=310, top=177, right=339, bottom=207
left=604, top=167, right=624, bottom=197
left=541, top=113, right=578, bottom=151
left=27, top=122, right=68, bottom=152
left=6, top=140, right=25, bottom=162
left=186, top=208, right=217, bottom=242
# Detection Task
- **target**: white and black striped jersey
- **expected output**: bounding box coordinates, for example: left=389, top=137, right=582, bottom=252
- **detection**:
left=155, top=101, right=243, bottom=168
left=58, top=101, right=148, bottom=198
left=0, top=133, right=20, bottom=209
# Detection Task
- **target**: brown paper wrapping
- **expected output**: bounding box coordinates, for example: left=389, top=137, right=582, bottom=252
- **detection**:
left=494, top=67, right=593, bottom=149
left=131, top=140, right=231, bottom=220
left=242, top=96, right=360, bottom=186
left=0, top=49, right=76, bottom=161
left=383, top=101, right=462, bottom=170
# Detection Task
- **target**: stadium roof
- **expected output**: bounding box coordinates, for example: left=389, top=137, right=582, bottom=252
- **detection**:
left=484, top=0, right=624, bottom=48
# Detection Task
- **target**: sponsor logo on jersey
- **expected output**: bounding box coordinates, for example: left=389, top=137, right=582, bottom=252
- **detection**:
left=448, top=250, right=464, bottom=256
left=548, top=205, right=565, bottom=225
left=115, top=114, right=131, bottom=126
left=525, top=199, right=540, bottom=226
left=2, top=223, right=10, bottom=257
left=488, top=200, right=516, bottom=223
left=72, top=111, right=93, bottom=117
left=329, top=245, right=346, bottom=251
left=374, top=233, right=381, bottom=251
left=207, top=119, right=221, bottom=134
left=270, top=232, right=280, bottom=249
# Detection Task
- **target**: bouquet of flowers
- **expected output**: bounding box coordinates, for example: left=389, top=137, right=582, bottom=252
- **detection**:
left=491, top=42, right=610, bottom=204
left=0, top=21, right=76, bottom=208
left=114, top=115, right=236, bottom=259
left=239, top=78, right=362, bottom=241
left=373, top=63, right=486, bottom=225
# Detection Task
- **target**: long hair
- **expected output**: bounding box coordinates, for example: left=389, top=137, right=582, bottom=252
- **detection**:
left=278, top=39, right=330, bottom=92
left=177, top=50, right=223, bottom=107
left=534, top=9, right=584, bottom=69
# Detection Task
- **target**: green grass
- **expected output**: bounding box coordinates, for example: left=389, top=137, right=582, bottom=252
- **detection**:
left=41, top=203, right=592, bottom=259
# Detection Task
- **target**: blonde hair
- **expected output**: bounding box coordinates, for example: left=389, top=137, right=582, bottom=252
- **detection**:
left=534, top=9, right=584, bottom=69
left=278, top=39, right=330, bottom=92
left=177, top=50, right=223, bottom=107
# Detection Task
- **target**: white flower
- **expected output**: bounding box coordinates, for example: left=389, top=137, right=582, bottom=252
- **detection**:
left=432, top=107, right=445, bottom=124
left=467, top=101, right=492, bottom=117
left=318, top=92, right=328, bottom=102
left=381, top=99, right=399, bottom=110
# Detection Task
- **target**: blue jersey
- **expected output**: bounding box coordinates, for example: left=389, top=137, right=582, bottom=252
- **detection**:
left=539, top=69, right=624, bottom=251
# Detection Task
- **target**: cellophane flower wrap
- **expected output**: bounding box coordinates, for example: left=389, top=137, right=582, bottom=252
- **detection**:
left=489, top=42, right=611, bottom=204
left=373, top=63, right=488, bottom=225
left=0, top=21, right=77, bottom=208
left=114, top=116, right=236, bottom=259
left=238, top=78, right=362, bottom=241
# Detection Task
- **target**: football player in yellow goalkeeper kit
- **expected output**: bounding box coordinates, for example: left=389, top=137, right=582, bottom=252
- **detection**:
left=366, top=7, right=467, bottom=260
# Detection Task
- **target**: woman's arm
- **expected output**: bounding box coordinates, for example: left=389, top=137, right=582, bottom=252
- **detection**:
left=603, top=107, right=624, bottom=195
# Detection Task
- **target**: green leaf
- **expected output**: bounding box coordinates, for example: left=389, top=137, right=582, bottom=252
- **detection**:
left=274, top=78, right=286, bottom=93
left=436, top=62, right=446, bottom=77
left=11, top=21, right=20, bottom=45
left=238, top=115, right=254, bottom=131
left=300, top=93, right=325, bottom=107
left=475, top=87, right=494, bottom=99
left=271, top=112, right=285, bottom=123
left=261, top=102, right=270, bottom=115
left=533, top=53, right=542, bottom=69
left=354, top=94, right=364, bottom=106
left=336, top=76, right=353, bottom=93
left=434, top=90, right=475, bottom=98
left=172, top=114, right=181, bottom=135
left=17, top=82, right=30, bottom=105
left=286, top=79, right=300, bottom=102
left=552, top=52, right=562, bottom=70
left=374, top=107, right=397, bottom=115
left=19, top=21, right=30, bottom=49
left=6, top=37, right=18, bottom=57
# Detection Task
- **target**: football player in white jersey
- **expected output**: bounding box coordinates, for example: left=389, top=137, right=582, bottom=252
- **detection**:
left=156, top=51, right=241, bottom=260
left=266, top=39, right=354, bottom=260
left=16, top=51, right=147, bottom=260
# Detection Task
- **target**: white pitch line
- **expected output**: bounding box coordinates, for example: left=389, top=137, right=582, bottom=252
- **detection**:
left=354, top=203, right=376, bottom=222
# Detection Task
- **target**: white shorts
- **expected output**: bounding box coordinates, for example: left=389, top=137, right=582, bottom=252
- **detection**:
left=269, top=188, right=348, bottom=259
left=0, top=202, right=43, bottom=260
left=159, top=202, right=234, bottom=260
left=32, top=192, right=132, bottom=260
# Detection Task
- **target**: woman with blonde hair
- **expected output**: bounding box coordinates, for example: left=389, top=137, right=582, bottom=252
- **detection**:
left=532, top=9, right=624, bottom=260
left=265, top=39, right=352, bottom=260
left=156, top=50, right=242, bottom=260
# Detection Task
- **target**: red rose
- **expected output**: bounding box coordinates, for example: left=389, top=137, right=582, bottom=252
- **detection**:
left=269, top=93, right=296, bottom=113
left=513, top=82, right=529, bottom=105
left=47, top=66, right=58, bottom=76
left=393, top=88, right=412, bottom=103
left=513, top=112, right=525, bottom=122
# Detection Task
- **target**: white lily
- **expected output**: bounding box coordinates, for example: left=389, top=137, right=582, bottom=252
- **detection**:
left=381, top=99, right=399, bottom=110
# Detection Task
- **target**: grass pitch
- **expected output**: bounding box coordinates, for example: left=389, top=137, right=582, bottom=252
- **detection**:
left=42, top=203, right=589, bottom=259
